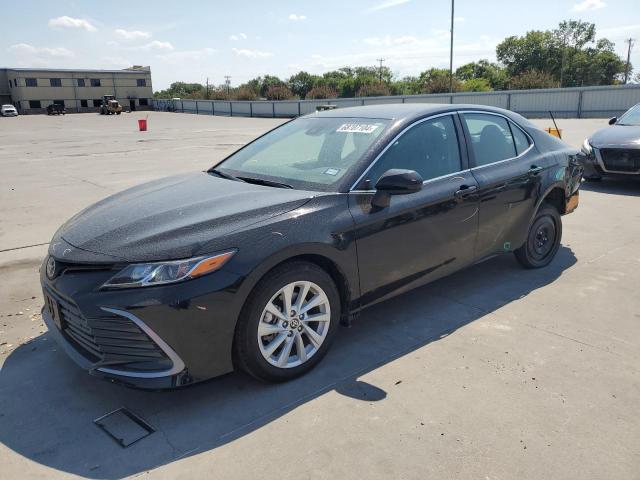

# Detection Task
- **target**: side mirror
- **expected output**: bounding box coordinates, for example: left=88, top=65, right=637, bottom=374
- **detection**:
left=371, top=169, right=423, bottom=209
left=608, top=117, right=617, bottom=125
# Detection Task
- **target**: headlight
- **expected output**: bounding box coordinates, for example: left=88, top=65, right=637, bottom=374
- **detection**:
left=101, top=250, right=236, bottom=289
left=581, top=138, right=592, bottom=154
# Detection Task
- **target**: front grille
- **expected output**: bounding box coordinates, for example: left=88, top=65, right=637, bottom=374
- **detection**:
left=600, top=148, right=640, bottom=173
left=46, top=288, right=171, bottom=371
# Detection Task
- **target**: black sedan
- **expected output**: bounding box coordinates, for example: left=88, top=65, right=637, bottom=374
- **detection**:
left=581, top=103, right=640, bottom=180
left=41, top=104, right=583, bottom=388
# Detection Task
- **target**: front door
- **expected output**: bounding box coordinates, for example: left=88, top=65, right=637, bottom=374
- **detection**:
left=130, top=100, right=136, bottom=111
left=349, top=113, right=479, bottom=308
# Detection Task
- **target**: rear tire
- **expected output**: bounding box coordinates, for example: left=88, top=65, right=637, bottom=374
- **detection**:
left=515, top=203, right=562, bottom=269
left=234, top=261, right=340, bottom=382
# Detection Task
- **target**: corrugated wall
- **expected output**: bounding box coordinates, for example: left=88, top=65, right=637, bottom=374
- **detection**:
left=154, top=84, right=640, bottom=119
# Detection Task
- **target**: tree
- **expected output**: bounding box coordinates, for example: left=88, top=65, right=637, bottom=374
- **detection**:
left=154, top=81, right=205, bottom=99
left=508, top=69, right=556, bottom=90
left=419, top=68, right=461, bottom=93
left=456, top=60, right=508, bottom=90
left=287, top=71, right=320, bottom=99
left=496, top=20, right=626, bottom=87
left=265, top=85, right=296, bottom=100
left=357, top=83, right=392, bottom=97
left=305, top=85, right=338, bottom=99
left=460, top=78, right=492, bottom=92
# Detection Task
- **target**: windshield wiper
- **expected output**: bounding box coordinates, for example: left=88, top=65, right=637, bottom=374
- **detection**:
left=209, top=168, right=244, bottom=182
left=236, top=176, right=293, bottom=189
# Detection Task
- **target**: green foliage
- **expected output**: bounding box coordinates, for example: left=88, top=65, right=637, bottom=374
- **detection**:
left=357, top=83, right=392, bottom=97
left=497, top=20, right=626, bottom=87
left=265, top=85, right=296, bottom=100
left=456, top=60, right=508, bottom=90
left=418, top=68, right=461, bottom=93
left=508, top=69, right=557, bottom=90
left=154, top=82, right=205, bottom=99
left=460, top=78, right=493, bottom=92
left=305, top=85, right=338, bottom=99
left=288, top=71, right=321, bottom=98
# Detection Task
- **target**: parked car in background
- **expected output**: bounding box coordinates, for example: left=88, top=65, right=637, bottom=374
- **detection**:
left=1, top=104, right=18, bottom=116
left=40, top=104, right=583, bottom=389
left=46, top=104, right=66, bottom=116
left=580, top=103, right=640, bottom=180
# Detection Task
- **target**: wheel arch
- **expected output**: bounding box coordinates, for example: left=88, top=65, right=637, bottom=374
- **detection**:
left=230, top=249, right=354, bottom=369
left=539, top=184, right=567, bottom=215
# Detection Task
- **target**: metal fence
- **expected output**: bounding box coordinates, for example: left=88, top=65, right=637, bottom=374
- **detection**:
left=154, top=84, right=640, bottom=119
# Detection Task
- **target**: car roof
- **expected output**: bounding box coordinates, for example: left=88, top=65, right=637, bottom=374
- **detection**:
left=305, top=103, right=514, bottom=121
left=2, top=104, right=15, bottom=108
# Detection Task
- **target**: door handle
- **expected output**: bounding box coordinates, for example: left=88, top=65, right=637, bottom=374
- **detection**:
left=454, top=184, right=478, bottom=198
left=529, top=165, right=544, bottom=176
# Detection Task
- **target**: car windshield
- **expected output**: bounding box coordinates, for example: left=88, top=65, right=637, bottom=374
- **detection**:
left=214, top=116, right=389, bottom=191
left=617, top=104, right=640, bottom=126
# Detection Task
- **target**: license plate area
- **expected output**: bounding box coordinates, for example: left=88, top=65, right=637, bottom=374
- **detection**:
left=44, top=292, right=64, bottom=330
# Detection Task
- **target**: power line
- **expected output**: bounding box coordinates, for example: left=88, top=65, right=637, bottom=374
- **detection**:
left=624, top=38, right=635, bottom=84
left=376, top=58, right=385, bottom=82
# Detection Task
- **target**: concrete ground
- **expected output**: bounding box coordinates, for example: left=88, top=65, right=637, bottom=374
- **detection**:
left=0, top=112, right=638, bottom=479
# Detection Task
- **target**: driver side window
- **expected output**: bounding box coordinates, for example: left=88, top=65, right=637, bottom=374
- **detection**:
left=362, top=115, right=462, bottom=188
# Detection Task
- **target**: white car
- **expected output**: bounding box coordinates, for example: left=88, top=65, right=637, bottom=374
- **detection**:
left=1, top=104, right=18, bottom=117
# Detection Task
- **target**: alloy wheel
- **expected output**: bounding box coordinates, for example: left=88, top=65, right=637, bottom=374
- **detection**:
left=257, top=281, right=331, bottom=368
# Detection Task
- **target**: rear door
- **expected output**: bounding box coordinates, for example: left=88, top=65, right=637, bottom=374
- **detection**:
left=348, top=113, right=479, bottom=307
left=460, top=112, right=542, bottom=260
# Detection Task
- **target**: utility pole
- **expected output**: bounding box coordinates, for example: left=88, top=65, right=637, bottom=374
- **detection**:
left=624, top=38, right=635, bottom=84
left=449, top=0, right=455, bottom=93
left=206, top=77, right=210, bottom=99
left=224, top=75, right=231, bottom=99
left=376, top=58, right=385, bottom=82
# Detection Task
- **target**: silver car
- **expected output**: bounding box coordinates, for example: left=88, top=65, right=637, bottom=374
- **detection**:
left=1, top=104, right=18, bottom=117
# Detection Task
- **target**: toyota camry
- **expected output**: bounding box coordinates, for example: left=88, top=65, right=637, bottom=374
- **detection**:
left=41, top=104, right=583, bottom=388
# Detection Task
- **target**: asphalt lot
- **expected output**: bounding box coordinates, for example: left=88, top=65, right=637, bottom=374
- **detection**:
left=0, top=112, right=638, bottom=479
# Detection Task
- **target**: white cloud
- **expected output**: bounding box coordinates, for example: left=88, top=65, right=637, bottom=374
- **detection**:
left=114, top=28, right=152, bottom=41
left=229, top=33, right=248, bottom=41
left=138, top=40, right=174, bottom=51
left=156, top=48, right=215, bottom=63
left=363, top=35, right=420, bottom=47
left=232, top=48, right=274, bottom=58
left=102, top=56, right=132, bottom=68
left=306, top=34, right=497, bottom=78
left=454, top=16, right=465, bottom=23
left=288, top=14, right=307, bottom=21
left=572, top=0, right=606, bottom=11
left=369, top=0, right=411, bottom=12
left=8, top=43, right=74, bottom=58
left=48, top=16, right=97, bottom=32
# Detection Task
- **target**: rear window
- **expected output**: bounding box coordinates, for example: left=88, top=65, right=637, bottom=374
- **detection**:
left=463, top=113, right=517, bottom=166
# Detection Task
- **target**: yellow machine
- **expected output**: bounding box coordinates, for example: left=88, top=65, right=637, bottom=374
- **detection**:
left=99, top=95, right=123, bottom=115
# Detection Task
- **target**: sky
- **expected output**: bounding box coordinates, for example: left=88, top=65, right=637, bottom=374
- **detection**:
left=2, top=0, right=639, bottom=90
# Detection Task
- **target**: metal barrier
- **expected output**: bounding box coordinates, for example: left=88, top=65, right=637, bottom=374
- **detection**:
left=154, top=84, right=640, bottom=119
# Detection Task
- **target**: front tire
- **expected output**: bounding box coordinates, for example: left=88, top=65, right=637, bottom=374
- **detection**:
left=234, top=261, right=340, bottom=382
left=515, top=203, right=562, bottom=269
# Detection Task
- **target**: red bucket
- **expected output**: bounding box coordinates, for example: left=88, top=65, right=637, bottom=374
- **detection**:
left=138, top=119, right=147, bottom=131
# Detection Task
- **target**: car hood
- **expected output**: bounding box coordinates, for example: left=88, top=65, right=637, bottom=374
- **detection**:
left=589, top=125, right=640, bottom=149
left=57, top=172, right=314, bottom=262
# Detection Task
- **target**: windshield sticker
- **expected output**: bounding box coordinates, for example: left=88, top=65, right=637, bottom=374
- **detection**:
left=324, top=168, right=341, bottom=176
left=336, top=123, right=379, bottom=134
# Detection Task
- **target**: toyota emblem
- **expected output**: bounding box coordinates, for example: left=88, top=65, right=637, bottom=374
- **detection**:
left=46, top=257, right=57, bottom=280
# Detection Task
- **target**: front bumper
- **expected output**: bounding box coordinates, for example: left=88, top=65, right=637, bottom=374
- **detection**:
left=41, top=257, right=246, bottom=389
